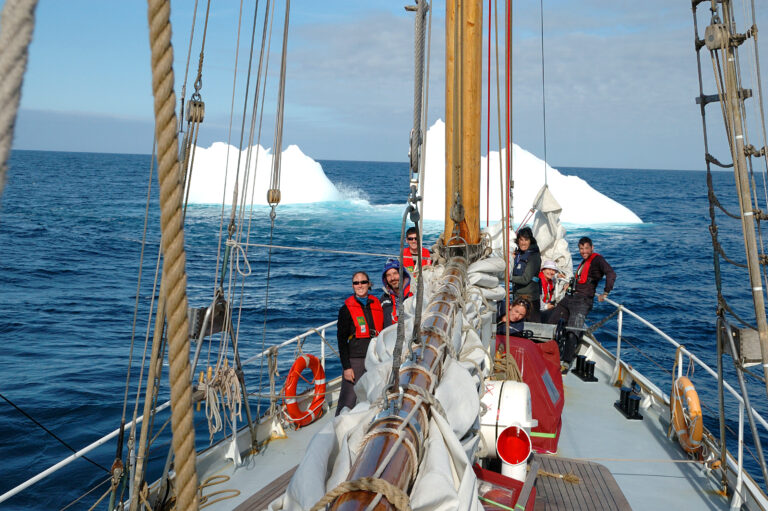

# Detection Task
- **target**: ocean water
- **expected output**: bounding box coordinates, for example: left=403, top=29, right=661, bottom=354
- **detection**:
left=0, top=150, right=763, bottom=509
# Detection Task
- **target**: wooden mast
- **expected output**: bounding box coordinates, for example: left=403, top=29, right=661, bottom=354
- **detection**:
left=711, top=4, right=768, bottom=396
left=444, top=0, right=483, bottom=246
left=326, top=2, right=484, bottom=509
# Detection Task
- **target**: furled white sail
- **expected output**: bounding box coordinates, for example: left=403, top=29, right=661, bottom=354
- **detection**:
left=531, top=186, right=573, bottom=302
left=269, top=260, right=503, bottom=510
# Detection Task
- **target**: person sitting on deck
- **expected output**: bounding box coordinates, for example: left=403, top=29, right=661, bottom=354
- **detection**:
left=495, top=297, right=532, bottom=352
left=336, top=271, right=383, bottom=416
left=402, top=226, right=431, bottom=278
left=539, top=259, right=565, bottom=323
left=547, top=237, right=616, bottom=372
left=511, top=227, right=542, bottom=321
left=379, top=258, right=413, bottom=328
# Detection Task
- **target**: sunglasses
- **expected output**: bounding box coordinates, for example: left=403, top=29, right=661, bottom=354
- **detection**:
left=352, top=280, right=369, bottom=285
left=407, top=237, right=417, bottom=241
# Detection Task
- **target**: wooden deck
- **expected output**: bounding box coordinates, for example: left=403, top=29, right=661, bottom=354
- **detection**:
left=231, top=456, right=630, bottom=511
left=534, top=456, right=631, bottom=511
left=233, top=466, right=297, bottom=511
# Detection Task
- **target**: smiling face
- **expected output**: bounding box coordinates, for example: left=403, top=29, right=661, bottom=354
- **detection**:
left=517, top=236, right=530, bottom=252
left=352, top=272, right=370, bottom=298
left=579, top=242, right=593, bottom=260
left=385, top=267, right=400, bottom=291
left=542, top=267, right=556, bottom=279
left=407, top=233, right=419, bottom=254
left=508, top=304, right=527, bottom=322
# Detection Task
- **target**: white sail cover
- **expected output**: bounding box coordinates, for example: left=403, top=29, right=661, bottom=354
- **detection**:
left=269, top=260, right=504, bottom=511
left=531, top=186, right=573, bottom=302
left=486, top=186, right=572, bottom=303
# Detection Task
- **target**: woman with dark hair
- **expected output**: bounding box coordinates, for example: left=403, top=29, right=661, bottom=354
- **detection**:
left=336, top=271, right=383, bottom=416
left=511, top=227, right=541, bottom=321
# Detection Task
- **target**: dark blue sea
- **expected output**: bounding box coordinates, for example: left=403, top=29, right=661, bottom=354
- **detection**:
left=0, top=150, right=764, bottom=509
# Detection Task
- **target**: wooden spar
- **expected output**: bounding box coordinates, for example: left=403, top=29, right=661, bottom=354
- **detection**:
left=444, top=0, right=483, bottom=246
left=328, top=258, right=468, bottom=510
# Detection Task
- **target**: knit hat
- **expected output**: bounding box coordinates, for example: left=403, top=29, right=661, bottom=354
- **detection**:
left=381, top=258, right=411, bottom=292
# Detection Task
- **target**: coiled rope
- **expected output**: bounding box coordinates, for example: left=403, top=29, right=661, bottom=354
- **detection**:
left=0, top=0, right=38, bottom=203
left=146, top=0, right=198, bottom=508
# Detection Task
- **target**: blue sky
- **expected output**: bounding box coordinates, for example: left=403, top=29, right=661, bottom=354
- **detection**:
left=4, top=0, right=767, bottom=169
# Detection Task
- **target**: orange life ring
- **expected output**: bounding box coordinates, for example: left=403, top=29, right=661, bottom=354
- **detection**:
left=671, top=376, right=703, bottom=453
left=283, top=354, right=326, bottom=428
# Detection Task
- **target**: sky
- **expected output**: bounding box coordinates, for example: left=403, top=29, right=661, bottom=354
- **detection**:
left=4, top=0, right=768, bottom=170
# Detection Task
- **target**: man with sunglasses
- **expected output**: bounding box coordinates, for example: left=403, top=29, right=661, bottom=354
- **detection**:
left=402, top=226, right=431, bottom=277
left=336, top=271, right=383, bottom=415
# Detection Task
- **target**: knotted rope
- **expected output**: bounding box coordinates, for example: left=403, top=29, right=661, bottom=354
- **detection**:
left=309, top=477, right=412, bottom=511
left=0, top=0, right=38, bottom=203
left=146, top=0, right=198, bottom=508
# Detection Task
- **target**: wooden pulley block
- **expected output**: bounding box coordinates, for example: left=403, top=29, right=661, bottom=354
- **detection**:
left=186, top=99, right=205, bottom=123
left=267, top=189, right=281, bottom=205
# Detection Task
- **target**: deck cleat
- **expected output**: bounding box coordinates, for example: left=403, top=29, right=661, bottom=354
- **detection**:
left=573, top=355, right=598, bottom=382
left=614, top=386, right=644, bottom=421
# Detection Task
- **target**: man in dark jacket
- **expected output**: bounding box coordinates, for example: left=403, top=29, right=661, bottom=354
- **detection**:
left=379, top=259, right=413, bottom=328
left=548, top=237, right=616, bottom=370
left=336, top=271, right=383, bottom=415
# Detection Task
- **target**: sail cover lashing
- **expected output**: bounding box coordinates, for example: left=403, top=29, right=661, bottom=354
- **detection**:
left=269, top=259, right=506, bottom=510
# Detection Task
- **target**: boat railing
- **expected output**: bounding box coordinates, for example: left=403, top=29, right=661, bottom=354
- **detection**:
left=241, top=320, right=337, bottom=369
left=599, top=297, right=767, bottom=500
left=0, top=320, right=338, bottom=506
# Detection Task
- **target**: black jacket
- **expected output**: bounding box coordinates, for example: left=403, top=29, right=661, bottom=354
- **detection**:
left=511, top=245, right=541, bottom=298
left=574, top=254, right=616, bottom=299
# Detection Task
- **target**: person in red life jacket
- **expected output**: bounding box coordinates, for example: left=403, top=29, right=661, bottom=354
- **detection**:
left=336, top=271, right=384, bottom=416
left=402, top=226, right=431, bottom=277
left=539, top=259, right=565, bottom=323
left=511, top=227, right=541, bottom=321
left=379, top=259, right=413, bottom=328
left=547, top=237, right=616, bottom=372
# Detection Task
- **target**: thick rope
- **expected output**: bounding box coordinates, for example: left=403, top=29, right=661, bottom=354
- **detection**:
left=309, top=477, right=412, bottom=511
left=146, top=1, right=198, bottom=509
left=0, top=0, right=38, bottom=203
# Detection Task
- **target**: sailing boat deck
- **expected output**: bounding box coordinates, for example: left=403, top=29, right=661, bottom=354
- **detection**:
left=195, top=346, right=731, bottom=511
left=555, top=361, right=727, bottom=510
left=534, top=456, right=630, bottom=511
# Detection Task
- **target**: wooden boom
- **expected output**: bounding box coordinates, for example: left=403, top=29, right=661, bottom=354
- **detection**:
left=328, top=258, right=468, bottom=510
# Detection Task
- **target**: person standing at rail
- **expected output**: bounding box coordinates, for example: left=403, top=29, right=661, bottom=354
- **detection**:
left=336, top=271, right=383, bottom=416
left=402, top=226, right=432, bottom=278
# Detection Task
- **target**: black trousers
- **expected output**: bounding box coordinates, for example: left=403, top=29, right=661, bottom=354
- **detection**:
left=336, top=357, right=367, bottom=416
left=547, top=294, right=593, bottom=363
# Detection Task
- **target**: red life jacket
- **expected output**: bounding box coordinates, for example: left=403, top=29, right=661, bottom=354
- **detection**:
left=388, top=283, right=413, bottom=324
left=402, top=247, right=431, bottom=272
left=576, top=253, right=600, bottom=284
left=539, top=271, right=554, bottom=304
left=344, top=295, right=384, bottom=338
